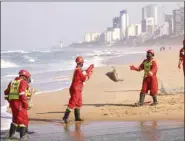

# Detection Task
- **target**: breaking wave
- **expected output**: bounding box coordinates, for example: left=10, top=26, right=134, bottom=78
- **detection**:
left=1, top=60, right=18, bottom=68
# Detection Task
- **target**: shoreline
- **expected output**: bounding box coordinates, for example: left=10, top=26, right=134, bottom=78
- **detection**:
left=27, top=48, right=184, bottom=123
left=2, top=48, right=184, bottom=128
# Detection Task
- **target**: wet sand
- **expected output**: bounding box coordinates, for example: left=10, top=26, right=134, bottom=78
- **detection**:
left=1, top=121, right=184, bottom=141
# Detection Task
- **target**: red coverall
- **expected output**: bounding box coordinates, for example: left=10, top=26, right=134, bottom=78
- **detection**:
left=68, top=67, right=92, bottom=109
left=139, top=59, right=158, bottom=96
left=4, top=77, right=29, bottom=127
left=179, top=48, right=185, bottom=76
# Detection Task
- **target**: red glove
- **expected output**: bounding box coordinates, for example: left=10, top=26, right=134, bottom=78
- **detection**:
left=86, top=64, right=94, bottom=75
left=130, top=65, right=136, bottom=70
left=178, top=63, right=181, bottom=69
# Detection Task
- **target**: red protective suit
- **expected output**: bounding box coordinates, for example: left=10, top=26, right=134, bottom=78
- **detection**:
left=68, top=65, right=93, bottom=109
left=4, top=77, right=29, bottom=127
left=139, top=59, right=158, bottom=96
left=179, top=48, right=185, bottom=76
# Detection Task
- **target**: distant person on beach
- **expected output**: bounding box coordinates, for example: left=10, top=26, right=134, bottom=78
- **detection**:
left=62, top=56, right=94, bottom=124
left=4, top=70, right=32, bottom=140
left=160, top=47, right=165, bottom=52
left=130, top=49, right=158, bottom=106
left=178, top=40, right=185, bottom=76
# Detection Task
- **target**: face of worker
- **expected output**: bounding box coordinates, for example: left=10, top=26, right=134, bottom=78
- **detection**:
left=146, top=53, right=153, bottom=60
left=27, top=78, right=31, bottom=83
left=77, top=62, right=83, bottom=68
left=20, top=75, right=30, bottom=83
left=80, top=63, right=83, bottom=67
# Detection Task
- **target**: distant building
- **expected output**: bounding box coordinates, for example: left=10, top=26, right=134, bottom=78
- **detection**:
left=128, top=24, right=137, bottom=38
left=141, top=20, right=146, bottom=32
left=146, top=17, right=155, bottom=34
left=127, top=24, right=142, bottom=38
left=135, top=24, right=142, bottom=36
left=103, top=27, right=120, bottom=43
left=84, top=33, right=91, bottom=43
left=165, top=14, right=173, bottom=35
left=120, top=10, right=129, bottom=39
left=104, top=30, right=112, bottom=43
left=84, top=32, right=101, bottom=43
left=141, top=4, right=165, bottom=33
left=112, top=28, right=120, bottom=41
left=91, top=32, right=101, bottom=41
left=113, top=17, right=120, bottom=28
left=173, top=7, right=184, bottom=35
left=159, top=22, right=170, bottom=36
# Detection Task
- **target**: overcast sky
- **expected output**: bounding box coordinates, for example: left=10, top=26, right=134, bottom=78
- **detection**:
left=2, top=2, right=183, bottom=51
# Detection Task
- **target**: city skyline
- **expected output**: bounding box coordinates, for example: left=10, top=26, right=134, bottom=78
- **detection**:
left=84, top=3, right=184, bottom=45
left=2, top=2, right=183, bottom=51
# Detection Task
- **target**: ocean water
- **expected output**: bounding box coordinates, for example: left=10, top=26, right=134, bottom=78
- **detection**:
left=1, top=46, right=160, bottom=131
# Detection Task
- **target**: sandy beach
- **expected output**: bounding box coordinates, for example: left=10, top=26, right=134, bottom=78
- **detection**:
left=19, top=48, right=184, bottom=124
left=2, top=48, right=184, bottom=141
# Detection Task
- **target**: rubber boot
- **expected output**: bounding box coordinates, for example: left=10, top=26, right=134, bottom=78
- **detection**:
left=26, top=126, right=34, bottom=134
left=16, top=127, right=20, bottom=132
left=63, top=108, right=71, bottom=124
left=20, top=127, right=27, bottom=140
left=135, top=93, right=145, bottom=107
left=150, top=96, right=158, bottom=106
left=9, top=123, right=17, bottom=138
left=74, top=108, right=84, bottom=122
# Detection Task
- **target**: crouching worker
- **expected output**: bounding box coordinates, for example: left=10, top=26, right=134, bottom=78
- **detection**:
left=130, top=49, right=158, bottom=106
left=4, top=70, right=31, bottom=140
left=62, top=56, right=94, bottom=124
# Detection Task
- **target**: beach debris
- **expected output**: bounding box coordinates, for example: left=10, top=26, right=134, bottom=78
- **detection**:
left=26, top=88, right=37, bottom=110
left=159, top=79, right=184, bottom=95
left=105, top=67, right=124, bottom=82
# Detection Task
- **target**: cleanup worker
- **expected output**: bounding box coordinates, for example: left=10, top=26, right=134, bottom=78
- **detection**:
left=130, top=49, right=158, bottom=106
left=4, top=70, right=31, bottom=140
left=63, top=56, right=94, bottom=124
left=16, top=80, right=35, bottom=134
left=178, top=39, right=185, bottom=76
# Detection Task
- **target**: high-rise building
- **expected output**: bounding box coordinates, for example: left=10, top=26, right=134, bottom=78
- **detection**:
left=104, top=30, right=112, bottom=43
left=135, top=24, right=142, bottom=36
left=165, top=15, right=173, bottom=35
left=112, top=28, right=120, bottom=41
left=128, top=24, right=137, bottom=38
left=113, top=17, right=120, bottom=28
left=141, top=4, right=165, bottom=33
left=120, top=10, right=129, bottom=39
left=173, top=7, right=184, bottom=35
left=128, top=24, right=142, bottom=38
left=159, top=22, right=170, bottom=36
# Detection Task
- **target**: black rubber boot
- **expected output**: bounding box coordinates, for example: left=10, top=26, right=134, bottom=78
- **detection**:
left=9, top=123, right=17, bottom=138
left=20, top=127, right=27, bottom=140
left=63, top=108, right=71, bottom=124
left=74, top=108, right=84, bottom=122
left=150, top=96, right=158, bottom=106
left=16, top=127, right=20, bottom=132
left=26, top=126, right=34, bottom=134
left=135, top=93, right=145, bottom=107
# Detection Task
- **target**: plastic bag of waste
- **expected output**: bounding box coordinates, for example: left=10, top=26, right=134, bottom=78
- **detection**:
left=105, top=67, right=124, bottom=82
left=159, top=79, right=184, bottom=95
left=26, top=88, right=36, bottom=110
